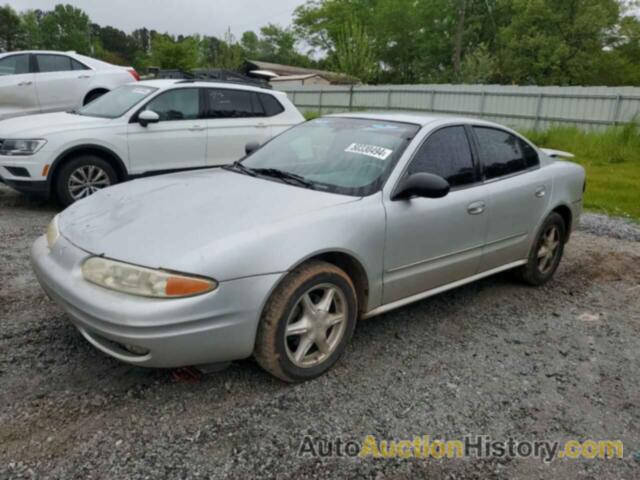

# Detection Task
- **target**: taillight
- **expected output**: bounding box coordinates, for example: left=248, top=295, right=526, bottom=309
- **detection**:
left=127, top=68, right=140, bottom=81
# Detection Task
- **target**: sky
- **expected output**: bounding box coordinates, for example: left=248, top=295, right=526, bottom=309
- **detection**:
left=7, top=0, right=308, bottom=37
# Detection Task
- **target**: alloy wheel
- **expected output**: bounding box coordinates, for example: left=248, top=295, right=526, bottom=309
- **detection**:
left=537, top=225, right=560, bottom=274
left=68, top=165, right=111, bottom=200
left=284, top=283, right=348, bottom=368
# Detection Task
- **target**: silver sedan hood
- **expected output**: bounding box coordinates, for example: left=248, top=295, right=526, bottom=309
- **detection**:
left=59, top=168, right=359, bottom=276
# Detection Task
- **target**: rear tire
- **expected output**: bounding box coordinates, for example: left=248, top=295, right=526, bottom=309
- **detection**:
left=254, top=261, right=358, bottom=383
left=518, top=212, right=566, bottom=286
left=55, top=155, right=117, bottom=206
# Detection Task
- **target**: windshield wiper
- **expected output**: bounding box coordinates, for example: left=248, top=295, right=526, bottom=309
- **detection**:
left=252, top=168, right=314, bottom=188
left=222, top=161, right=257, bottom=177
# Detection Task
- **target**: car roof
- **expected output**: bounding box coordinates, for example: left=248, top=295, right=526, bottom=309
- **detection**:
left=137, top=79, right=282, bottom=95
left=327, top=111, right=503, bottom=128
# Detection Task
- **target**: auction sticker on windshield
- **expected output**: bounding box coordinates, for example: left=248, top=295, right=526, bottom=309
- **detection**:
left=345, top=143, right=393, bottom=161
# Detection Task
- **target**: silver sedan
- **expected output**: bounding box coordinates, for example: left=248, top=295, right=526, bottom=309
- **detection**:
left=31, top=113, right=586, bottom=382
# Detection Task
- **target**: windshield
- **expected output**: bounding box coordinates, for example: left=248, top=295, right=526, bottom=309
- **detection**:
left=242, top=117, right=420, bottom=196
left=78, top=85, right=158, bottom=118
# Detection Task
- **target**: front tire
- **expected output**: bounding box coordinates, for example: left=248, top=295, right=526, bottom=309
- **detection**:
left=254, top=261, right=358, bottom=382
left=55, top=155, right=117, bottom=206
left=518, top=212, right=566, bottom=286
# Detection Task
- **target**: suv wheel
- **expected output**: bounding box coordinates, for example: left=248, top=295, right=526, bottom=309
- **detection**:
left=255, top=261, right=358, bottom=382
left=55, top=155, right=117, bottom=206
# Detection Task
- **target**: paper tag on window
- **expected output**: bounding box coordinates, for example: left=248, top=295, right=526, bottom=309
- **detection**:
left=344, top=143, right=393, bottom=161
left=132, top=88, right=152, bottom=95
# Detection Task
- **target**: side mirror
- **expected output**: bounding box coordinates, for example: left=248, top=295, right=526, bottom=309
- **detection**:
left=392, top=173, right=450, bottom=201
left=245, top=141, right=261, bottom=155
left=138, top=110, right=160, bottom=127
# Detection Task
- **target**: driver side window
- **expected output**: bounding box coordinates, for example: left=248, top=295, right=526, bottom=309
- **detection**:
left=408, top=126, right=477, bottom=188
left=146, top=88, right=199, bottom=121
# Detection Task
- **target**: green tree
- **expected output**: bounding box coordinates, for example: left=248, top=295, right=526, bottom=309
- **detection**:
left=40, top=4, right=92, bottom=53
left=0, top=5, right=24, bottom=51
left=19, top=10, right=43, bottom=49
left=214, top=29, right=244, bottom=70
left=150, top=35, right=199, bottom=71
left=332, top=20, right=376, bottom=82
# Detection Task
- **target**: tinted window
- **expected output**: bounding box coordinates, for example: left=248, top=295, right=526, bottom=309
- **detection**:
left=474, top=127, right=539, bottom=180
left=260, top=93, right=285, bottom=116
left=205, top=89, right=264, bottom=118
left=71, top=59, right=89, bottom=71
left=36, top=55, right=74, bottom=73
left=408, top=126, right=476, bottom=187
left=0, top=55, right=29, bottom=76
left=146, top=88, right=199, bottom=121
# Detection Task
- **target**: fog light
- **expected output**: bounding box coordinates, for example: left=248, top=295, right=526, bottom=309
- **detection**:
left=124, top=344, right=150, bottom=355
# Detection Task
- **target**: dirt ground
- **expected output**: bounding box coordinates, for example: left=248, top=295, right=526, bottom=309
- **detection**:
left=1, top=184, right=639, bottom=479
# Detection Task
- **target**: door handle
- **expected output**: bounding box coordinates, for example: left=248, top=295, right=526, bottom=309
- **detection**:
left=77, top=75, right=91, bottom=79
left=17, top=81, right=32, bottom=86
left=535, top=186, right=546, bottom=198
left=256, top=123, right=268, bottom=129
left=467, top=201, right=486, bottom=215
left=188, top=125, right=206, bottom=131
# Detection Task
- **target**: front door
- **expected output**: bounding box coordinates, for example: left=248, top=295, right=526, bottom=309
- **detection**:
left=0, top=54, right=38, bottom=119
left=383, top=126, right=489, bottom=304
left=127, top=87, right=207, bottom=175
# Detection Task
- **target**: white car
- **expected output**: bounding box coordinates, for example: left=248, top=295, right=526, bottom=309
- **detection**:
left=0, top=80, right=304, bottom=204
left=0, top=50, right=139, bottom=120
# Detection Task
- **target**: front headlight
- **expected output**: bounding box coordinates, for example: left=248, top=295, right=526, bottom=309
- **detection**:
left=46, top=215, right=60, bottom=249
left=81, top=257, right=217, bottom=298
left=0, top=139, right=47, bottom=156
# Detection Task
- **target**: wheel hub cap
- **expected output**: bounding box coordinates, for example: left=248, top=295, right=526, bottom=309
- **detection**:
left=68, top=165, right=111, bottom=200
left=284, top=284, right=348, bottom=368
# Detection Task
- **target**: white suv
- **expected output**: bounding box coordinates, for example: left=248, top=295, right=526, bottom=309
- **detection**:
left=0, top=80, right=304, bottom=204
left=0, top=50, right=139, bottom=120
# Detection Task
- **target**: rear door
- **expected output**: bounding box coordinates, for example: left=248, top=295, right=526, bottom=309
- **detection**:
left=127, top=87, right=207, bottom=174
left=0, top=54, right=38, bottom=119
left=383, top=125, right=489, bottom=303
left=34, top=54, right=94, bottom=112
left=203, top=88, right=273, bottom=165
left=471, top=126, right=551, bottom=272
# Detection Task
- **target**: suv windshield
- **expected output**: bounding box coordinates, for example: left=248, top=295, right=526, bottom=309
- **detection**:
left=78, top=85, right=158, bottom=118
left=241, top=117, right=420, bottom=196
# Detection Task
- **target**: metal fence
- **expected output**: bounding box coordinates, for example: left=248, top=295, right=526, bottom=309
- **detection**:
left=278, top=84, right=640, bottom=130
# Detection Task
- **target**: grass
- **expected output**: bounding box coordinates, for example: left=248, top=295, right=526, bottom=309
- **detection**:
left=524, top=123, right=640, bottom=221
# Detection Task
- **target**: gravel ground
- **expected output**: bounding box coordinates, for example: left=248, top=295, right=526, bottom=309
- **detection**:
left=1, top=184, right=639, bottom=479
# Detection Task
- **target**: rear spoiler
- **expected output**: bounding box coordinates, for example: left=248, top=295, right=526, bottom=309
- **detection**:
left=541, top=148, right=574, bottom=159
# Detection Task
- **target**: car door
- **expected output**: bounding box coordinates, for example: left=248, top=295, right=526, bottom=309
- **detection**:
left=383, top=125, right=490, bottom=304
left=127, top=87, right=207, bottom=174
left=203, top=88, right=273, bottom=166
left=34, top=54, right=94, bottom=112
left=471, top=126, right=551, bottom=272
left=0, top=54, right=38, bottom=119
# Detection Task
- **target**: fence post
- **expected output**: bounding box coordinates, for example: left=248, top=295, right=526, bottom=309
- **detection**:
left=386, top=89, right=393, bottom=110
left=318, top=90, right=323, bottom=114
left=348, top=85, right=354, bottom=111
left=291, top=90, right=297, bottom=107
left=534, top=93, right=544, bottom=130
left=611, top=95, right=622, bottom=126
left=428, top=90, right=435, bottom=111
left=479, top=90, right=486, bottom=118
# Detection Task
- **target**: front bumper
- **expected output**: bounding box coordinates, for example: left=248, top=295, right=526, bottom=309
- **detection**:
left=0, top=151, right=51, bottom=197
left=30, top=234, right=281, bottom=368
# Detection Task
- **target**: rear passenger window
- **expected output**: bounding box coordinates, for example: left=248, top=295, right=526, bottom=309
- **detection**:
left=259, top=93, right=285, bottom=116
left=408, top=126, right=476, bottom=187
left=474, top=127, right=539, bottom=180
left=0, top=54, right=30, bottom=75
left=205, top=89, right=264, bottom=118
left=36, top=55, right=73, bottom=73
left=71, top=59, right=89, bottom=71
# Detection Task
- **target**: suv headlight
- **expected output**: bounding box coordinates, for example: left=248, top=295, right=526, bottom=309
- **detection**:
left=0, top=139, right=47, bottom=156
left=46, top=215, right=60, bottom=248
left=82, top=257, right=218, bottom=298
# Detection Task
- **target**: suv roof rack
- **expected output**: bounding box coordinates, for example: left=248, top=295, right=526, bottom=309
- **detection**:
left=174, top=79, right=272, bottom=90
left=153, top=68, right=271, bottom=89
